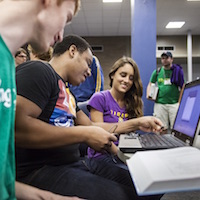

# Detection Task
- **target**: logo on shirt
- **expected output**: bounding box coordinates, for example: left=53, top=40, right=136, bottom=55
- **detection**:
left=110, top=109, right=128, bottom=122
left=0, top=79, right=15, bottom=108
left=50, top=80, right=76, bottom=127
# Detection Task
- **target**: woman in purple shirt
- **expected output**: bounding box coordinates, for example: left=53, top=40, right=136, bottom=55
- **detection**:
left=88, top=56, right=143, bottom=167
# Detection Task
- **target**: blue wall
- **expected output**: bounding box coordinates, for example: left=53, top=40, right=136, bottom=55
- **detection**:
left=131, top=0, right=157, bottom=116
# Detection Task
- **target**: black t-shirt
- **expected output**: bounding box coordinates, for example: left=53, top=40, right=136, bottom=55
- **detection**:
left=16, top=61, right=80, bottom=179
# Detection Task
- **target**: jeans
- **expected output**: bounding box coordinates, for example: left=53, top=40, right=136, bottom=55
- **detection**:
left=18, top=158, right=163, bottom=200
left=92, top=153, right=129, bottom=170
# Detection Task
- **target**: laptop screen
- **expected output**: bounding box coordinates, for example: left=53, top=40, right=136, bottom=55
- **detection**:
left=173, top=79, right=200, bottom=139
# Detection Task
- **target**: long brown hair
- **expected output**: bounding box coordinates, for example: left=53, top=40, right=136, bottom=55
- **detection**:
left=109, top=56, right=143, bottom=119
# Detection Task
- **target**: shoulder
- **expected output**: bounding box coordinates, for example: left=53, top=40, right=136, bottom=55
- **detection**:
left=89, top=90, right=110, bottom=104
left=150, top=68, right=158, bottom=78
left=172, top=64, right=184, bottom=73
left=17, top=61, right=56, bottom=79
left=16, top=60, right=49, bottom=73
left=94, top=90, right=111, bottom=99
left=16, top=61, right=58, bottom=94
left=151, top=68, right=158, bottom=75
left=88, top=91, right=109, bottom=112
left=90, top=90, right=106, bottom=100
left=172, top=63, right=182, bottom=69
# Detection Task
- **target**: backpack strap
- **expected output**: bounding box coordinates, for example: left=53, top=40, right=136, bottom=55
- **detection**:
left=155, top=67, right=161, bottom=84
left=156, top=67, right=161, bottom=76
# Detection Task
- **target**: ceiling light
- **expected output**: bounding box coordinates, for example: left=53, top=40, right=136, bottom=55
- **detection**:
left=187, top=0, right=200, bottom=1
left=103, top=0, right=123, bottom=3
left=166, top=21, right=185, bottom=29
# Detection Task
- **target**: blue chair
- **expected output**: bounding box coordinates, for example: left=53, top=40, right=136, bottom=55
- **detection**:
left=77, top=100, right=89, bottom=117
left=77, top=101, right=89, bottom=157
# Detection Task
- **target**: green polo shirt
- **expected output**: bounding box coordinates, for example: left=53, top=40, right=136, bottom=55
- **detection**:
left=150, top=67, right=180, bottom=104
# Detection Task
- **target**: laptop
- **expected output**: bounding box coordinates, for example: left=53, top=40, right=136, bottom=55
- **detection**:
left=119, top=79, right=200, bottom=153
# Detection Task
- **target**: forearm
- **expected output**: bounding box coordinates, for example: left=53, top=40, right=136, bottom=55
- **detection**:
left=15, top=114, right=117, bottom=152
left=15, top=116, right=91, bottom=148
left=15, top=181, right=81, bottom=200
left=15, top=182, right=42, bottom=200
left=92, top=118, right=140, bottom=134
left=93, top=116, right=163, bottom=134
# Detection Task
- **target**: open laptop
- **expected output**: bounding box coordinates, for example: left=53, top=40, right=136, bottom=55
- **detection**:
left=119, top=79, right=200, bottom=153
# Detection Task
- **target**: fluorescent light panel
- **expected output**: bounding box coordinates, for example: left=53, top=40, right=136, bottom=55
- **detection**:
left=187, top=0, right=200, bottom=1
left=103, top=0, right=123, bottom=3
left=166, top=21, right=185, bottom=29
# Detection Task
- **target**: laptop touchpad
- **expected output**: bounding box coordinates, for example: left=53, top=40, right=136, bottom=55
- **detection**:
left=119, top=134, right=142, bottom=148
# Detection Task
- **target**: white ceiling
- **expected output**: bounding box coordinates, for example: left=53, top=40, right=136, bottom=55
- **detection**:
left=64, top=0, right=200, bottom=37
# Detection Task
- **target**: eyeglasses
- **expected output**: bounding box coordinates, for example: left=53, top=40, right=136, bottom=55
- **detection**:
left=17, top=55, right=27, bottom=59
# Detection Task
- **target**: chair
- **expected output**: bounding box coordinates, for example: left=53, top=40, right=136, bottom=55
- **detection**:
left=77, top=100, right=89, bottom=157
left=77, top=100, right=89, bottom=117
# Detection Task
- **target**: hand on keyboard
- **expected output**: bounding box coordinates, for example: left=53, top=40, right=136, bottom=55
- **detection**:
left=137, top=116, right=164, bottom=133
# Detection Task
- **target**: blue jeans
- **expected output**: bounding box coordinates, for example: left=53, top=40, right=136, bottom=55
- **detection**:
left=18, top=158, right=162, bottom=200
left=92, top=153, right=129, bottom=170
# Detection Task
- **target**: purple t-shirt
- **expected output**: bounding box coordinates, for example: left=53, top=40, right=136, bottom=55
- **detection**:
left=87, top=90, right=128, bottom=158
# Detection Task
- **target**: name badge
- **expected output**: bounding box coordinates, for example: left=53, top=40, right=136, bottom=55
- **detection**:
left=164, top=78, right=171, bottom=85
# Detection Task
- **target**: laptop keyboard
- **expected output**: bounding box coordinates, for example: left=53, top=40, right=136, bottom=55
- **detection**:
left=139, top=133, right=186, bottom=149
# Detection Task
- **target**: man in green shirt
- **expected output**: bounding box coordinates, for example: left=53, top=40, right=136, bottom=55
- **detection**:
left=147, top=51, right=185, bottom=130
left=0, top=0, right=81, bottom=199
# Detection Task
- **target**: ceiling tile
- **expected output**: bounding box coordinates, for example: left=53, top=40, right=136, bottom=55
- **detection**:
left=63, top=0, right=200, bottom=37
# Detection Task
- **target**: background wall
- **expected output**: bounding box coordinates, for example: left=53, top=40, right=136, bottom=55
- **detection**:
left=84, top=36, right=131, bottom=89
left=157, top=36, right=200, bottom=81
left=84, top=35, right=200, bottom=90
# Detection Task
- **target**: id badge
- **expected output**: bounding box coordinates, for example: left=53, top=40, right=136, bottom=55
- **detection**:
left=164, top=78, right=171, bottom=85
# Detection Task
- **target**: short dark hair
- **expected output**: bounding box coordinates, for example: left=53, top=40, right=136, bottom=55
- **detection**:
left=53, top=35, right=91, bottom=57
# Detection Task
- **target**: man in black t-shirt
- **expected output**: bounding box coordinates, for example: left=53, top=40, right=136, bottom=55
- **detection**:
left=15, top=35, right=164, bottom=200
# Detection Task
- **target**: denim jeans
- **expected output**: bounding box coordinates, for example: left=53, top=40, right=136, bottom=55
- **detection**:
left=18, top=158, right=163, bottom=200
left=92, top=153, right=129, bottom=170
